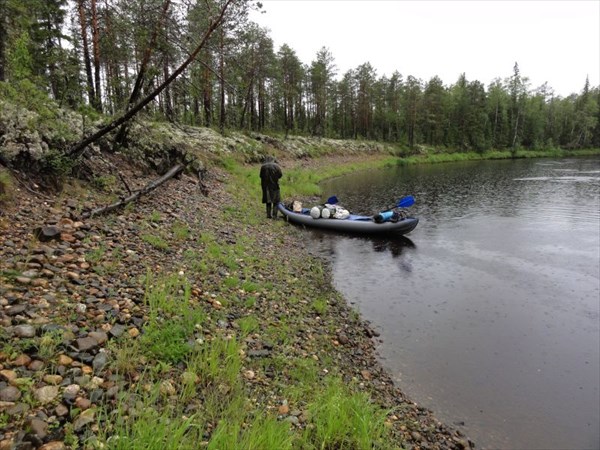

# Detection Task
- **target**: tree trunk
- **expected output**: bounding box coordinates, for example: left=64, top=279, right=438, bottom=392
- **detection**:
left=0, top=0, right=6, bottom=82
left=68, top=0, right=234, bottom=159
left=258, top=78, right=265, bottom=130
left=78, top=0, right=96, bottom=106
left=219, top=27, right=226, bottom=134
left=91, top=0, right=102, bottom=112
left=203, top=63, right=212, bottom=126
left=511, top=109, right=520, bottom=148
left=239, top=74, right=255, bottom=129
left=493, top=102, right=499, bottom=146
left=163, top=58, right=174, bottom=121
left=193, top=97, right=200, bottom=124
left=45, top=18, right=58, bottom=99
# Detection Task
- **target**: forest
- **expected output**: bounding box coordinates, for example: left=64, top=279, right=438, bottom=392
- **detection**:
left=1, top=0, right=599, bottom=154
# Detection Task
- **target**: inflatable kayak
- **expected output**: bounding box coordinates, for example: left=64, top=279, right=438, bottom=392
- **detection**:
left=277, top=202, right=419, bottom=235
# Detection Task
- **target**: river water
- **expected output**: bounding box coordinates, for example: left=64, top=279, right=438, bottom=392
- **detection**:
left=307, top=157, right=600, bottom=450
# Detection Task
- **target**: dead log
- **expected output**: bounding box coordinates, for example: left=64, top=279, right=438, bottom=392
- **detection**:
left=80, top=163, right=184, bottom=219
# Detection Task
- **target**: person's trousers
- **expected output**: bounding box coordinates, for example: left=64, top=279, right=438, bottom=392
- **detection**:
left=265, top=203, right=278, bottom=218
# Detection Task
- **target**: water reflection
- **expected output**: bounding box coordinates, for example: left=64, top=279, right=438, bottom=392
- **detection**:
left=307, top=229, right=416, bottom=261
left=370, top=236, right=415, bottom=259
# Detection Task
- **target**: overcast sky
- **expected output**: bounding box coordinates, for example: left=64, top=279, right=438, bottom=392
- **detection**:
left=249, top=0, right=600, bottom=97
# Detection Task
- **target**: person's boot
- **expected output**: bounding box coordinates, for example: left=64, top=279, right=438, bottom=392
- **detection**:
left=272, top=205, right=278, bottom=219
left=266, top=203, right=272, bottom=219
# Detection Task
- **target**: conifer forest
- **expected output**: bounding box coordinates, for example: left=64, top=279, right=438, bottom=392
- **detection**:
left=1, top=0, right=598, bottom=152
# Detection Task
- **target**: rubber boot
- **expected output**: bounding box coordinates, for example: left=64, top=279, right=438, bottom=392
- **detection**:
left=266, top=203, right=272, bottom=219
left=272, top=204, right=278, bottom=219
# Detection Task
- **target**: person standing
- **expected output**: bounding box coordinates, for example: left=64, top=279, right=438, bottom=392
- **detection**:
left=260, top=156, right=282, bottom=219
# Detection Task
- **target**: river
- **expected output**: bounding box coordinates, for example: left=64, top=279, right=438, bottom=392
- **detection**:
left=307, top=157, right=600, bottom=450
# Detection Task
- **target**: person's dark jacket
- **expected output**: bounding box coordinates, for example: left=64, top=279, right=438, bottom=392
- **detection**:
left=260, top=159, right=282, bottom=204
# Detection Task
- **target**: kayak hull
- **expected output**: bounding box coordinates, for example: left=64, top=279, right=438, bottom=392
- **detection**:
left=277, top=203, right=418, bottom=235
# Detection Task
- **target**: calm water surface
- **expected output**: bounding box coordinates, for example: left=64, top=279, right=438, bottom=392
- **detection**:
left=307, top=157, right=600, bottom=450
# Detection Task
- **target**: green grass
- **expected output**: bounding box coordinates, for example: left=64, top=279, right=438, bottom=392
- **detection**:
left=141, top=320, right=192, bottom=363
left=302, top=377, right=390, bottom=449
left=0, top=269, right=21, bottom=282
left=37, top=330, right=64, bottom=360
left=288, top=357, right=320, bottom=386
left=86, top=244, right=126, bottom=276
left=207, top=414, right=294, bottom=450
left=141, top=233, right=169, bottom=250
left=0, top=169, right=14, bottom=204
left=223, top=275, right=240, bottom=288
left=241, top=280, right=260, bottom=292
left=143, top=271, right=194, bottom=318
left=108, top=335, right=143, bottom=377
left=90, top=230, right=398, bottom=449
left=138, top=272, right=206, bottom=364
left=172, top=220, right=190, bottom=240
left=237, top=316, right=260, bottom=335
left=311, top=297, right=328, bottom=315
left=148, top=210, right=161, bottom=222
left=97, top=383, right=205, bottom=449
left=85, top=244, right=106, bottom=264
left=91, top=175, right=117, bottom=191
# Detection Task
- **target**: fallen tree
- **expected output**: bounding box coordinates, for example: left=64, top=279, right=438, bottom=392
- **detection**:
left=80, top=163, right=184, bottom=219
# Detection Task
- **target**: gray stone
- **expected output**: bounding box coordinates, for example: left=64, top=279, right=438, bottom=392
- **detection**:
left=72, top=409, right=95, bottom=431
left=28, top=417, right=48, bottom=439
left=39, top=441, right=66, bottom=450
left=75, top=337, right=98, bottom=351
left=34, top=226, right=61, bottom=242
left=90, top=388, right=105, bottom=403
left=54, top=403, right=69, bottom=417
left=6, top=304, right=26, bottom=316
left=88, top=331, right=108, bottom=345
left=13, top=325, right=36, bottom=338
left=92, top=352, right=108, bottom=372
left=0, top=386, right=22, bottom=402
left=28, top=360, right=44, bottom=371
left=106, top=386, right=119, bottom=398
left=6, top=402, right=29, bottom=415
left=21, top=270, right=39, bottom=278
left=285, top=416, right=300, bottom=425
left=34, top=385, right=59, bottom=404
left=247, top=349, right=271, bottom=358
left=108, top=323, right=126, bottom=337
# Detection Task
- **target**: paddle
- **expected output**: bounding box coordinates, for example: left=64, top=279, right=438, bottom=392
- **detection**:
left=380, top=195, right=415, bottom=212
left=395, top=195, right=415, bottom=209
left=374, top=196, right=415, bottom=223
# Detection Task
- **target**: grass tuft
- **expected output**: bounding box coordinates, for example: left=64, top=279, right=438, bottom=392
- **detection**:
left=303, top=377, right=390, bottom=449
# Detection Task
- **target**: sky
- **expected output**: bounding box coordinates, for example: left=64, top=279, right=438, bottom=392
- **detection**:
left=249, top=0, right=600, bottom=97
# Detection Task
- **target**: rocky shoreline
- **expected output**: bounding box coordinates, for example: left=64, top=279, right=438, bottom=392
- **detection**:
left=0, top=156, right=474, bottom=449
